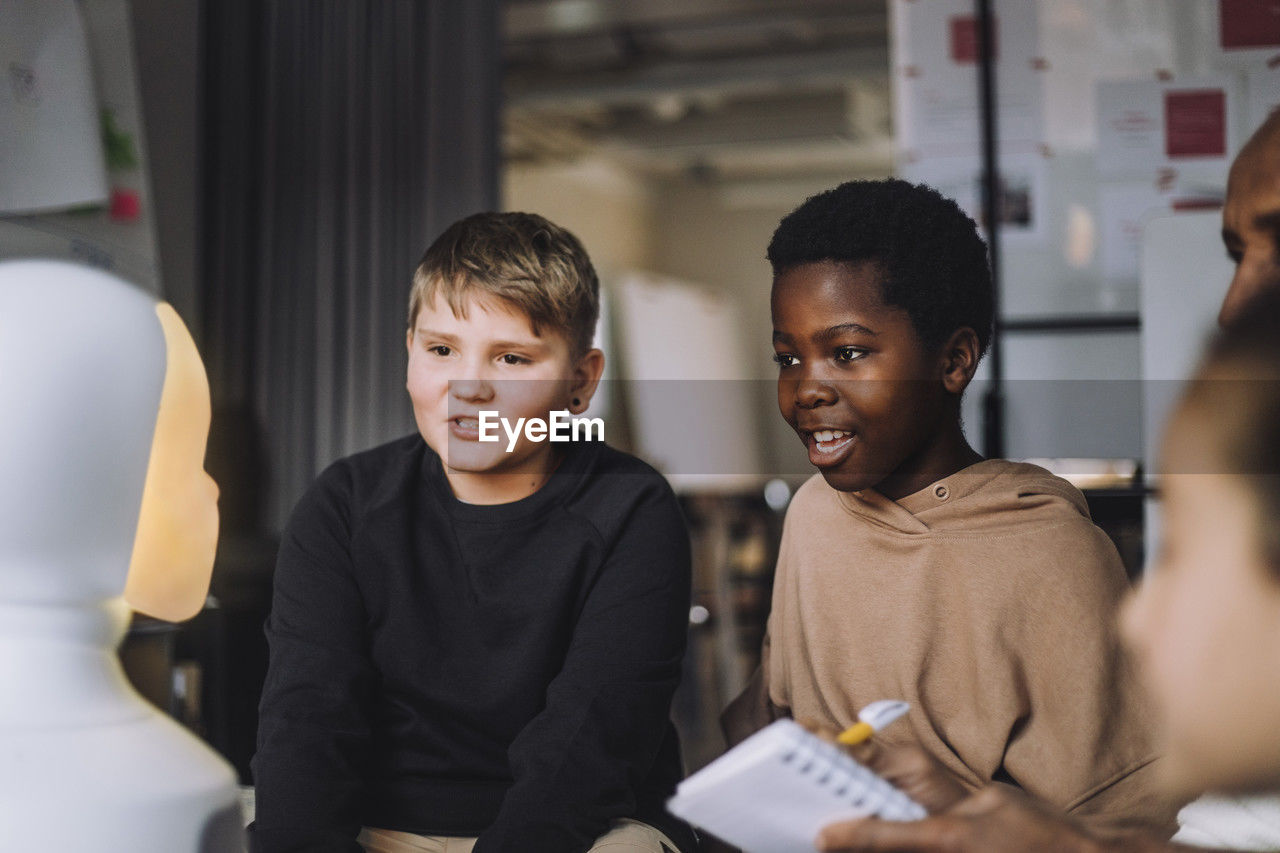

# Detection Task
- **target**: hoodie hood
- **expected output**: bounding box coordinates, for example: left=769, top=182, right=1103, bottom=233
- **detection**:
left=833, top=459, right=1092, bottom=536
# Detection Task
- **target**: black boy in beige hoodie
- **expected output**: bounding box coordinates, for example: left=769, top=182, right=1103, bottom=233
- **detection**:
left=725, top=180, right=1178, bottom=835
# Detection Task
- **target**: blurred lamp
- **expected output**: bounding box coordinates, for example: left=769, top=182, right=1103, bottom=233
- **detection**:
left=124, top=303, right=221, bottom=622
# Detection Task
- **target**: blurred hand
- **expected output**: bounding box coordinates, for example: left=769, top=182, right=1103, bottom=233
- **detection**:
left=814, top=784, right=1109, bottom=853
left=797, top=720, right=970, bottom=815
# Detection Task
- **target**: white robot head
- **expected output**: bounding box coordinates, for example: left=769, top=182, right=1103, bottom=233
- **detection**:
left=0, top=258, right=218, bottom=618
left=0, top=259, right=239, bottom=853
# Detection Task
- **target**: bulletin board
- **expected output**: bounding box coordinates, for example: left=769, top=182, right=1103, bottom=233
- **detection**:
left=891, top=0, right=1277, bottom=318
left=0, top=0, right=160, bottom=292
left=891, top=0, right=1279, bottom=463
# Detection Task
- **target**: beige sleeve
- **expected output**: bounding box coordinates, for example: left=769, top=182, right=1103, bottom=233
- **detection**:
left=1001, top=522, right=1182, bottom=837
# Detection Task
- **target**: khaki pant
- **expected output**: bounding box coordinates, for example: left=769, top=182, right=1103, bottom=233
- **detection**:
left=357, top=818, right=680, bottom=852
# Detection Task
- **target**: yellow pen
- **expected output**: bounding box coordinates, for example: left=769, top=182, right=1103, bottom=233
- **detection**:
left=837, top=699, right=910, bottom=746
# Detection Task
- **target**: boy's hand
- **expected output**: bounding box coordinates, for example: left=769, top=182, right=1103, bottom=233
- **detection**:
left=798, top=720, right=970, bottom=815
left=814, top=785, right=1113, bottom=853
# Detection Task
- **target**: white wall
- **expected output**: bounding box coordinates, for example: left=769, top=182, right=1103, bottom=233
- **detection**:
left=503, top=158, right=656, bottom=279
left=645, top=177, right=820, bottom=479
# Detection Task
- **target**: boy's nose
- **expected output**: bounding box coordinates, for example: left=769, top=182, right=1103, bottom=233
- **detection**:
left=449, top=377, right=495, bottom=403
left=794, top=376, right=838, bottom=408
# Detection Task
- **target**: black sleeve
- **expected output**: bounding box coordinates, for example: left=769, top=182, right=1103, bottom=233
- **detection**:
left=249, top=470, right=377, bottom=853
left=473, top=481, right=692, bottom=853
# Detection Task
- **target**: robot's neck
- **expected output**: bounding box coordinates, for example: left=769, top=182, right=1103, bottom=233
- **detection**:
left=0, top=596, right=154, bottom=728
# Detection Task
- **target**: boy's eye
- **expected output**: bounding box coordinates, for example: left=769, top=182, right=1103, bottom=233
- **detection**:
left=835, top=346, right=866, bottom=363
left=428, top=345, right=452, bottom=357
left=772, top=352, right=798, bottom=369
left=499, top=353, right=530, bottom=366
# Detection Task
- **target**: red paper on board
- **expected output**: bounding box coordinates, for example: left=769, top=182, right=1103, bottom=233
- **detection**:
left=109, top=189, right=141, bottom=222
left=1164, top=90, right=1226, bottom=158
left=949, top=16, right=997, bottom=64
left=1219, top=0, right=1280, bottom=50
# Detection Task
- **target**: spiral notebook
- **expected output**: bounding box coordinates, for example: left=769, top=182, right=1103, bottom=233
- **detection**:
left=666, top=719, right=926, bottom=853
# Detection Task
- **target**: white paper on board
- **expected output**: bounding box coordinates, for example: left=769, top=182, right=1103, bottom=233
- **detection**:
left=1098, top=183, right=1170, bottom=284
left=1096, top=77, right=1240, bottom=186
left=0, top=0, right=160, bottom=292
left=0, top=0, right=108, bottom=214
left=1096, top=82, right=1165, bottom=177
left=892, top=0, right=1043, bottom=163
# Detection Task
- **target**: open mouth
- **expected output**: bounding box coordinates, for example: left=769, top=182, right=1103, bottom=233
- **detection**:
left=449, top=415, right=482, bottom=440
left=803, top=428, right=856, bottom=467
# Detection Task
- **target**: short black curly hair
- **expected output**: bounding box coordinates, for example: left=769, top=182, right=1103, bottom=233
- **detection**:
left=767, top=179, right=994, bottom=356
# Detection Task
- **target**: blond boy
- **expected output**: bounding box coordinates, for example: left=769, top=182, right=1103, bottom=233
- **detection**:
left=251, top=213, right=695, bottom=853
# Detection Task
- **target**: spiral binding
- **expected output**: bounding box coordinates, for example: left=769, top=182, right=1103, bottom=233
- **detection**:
left=778, top=724, right=926, bottom=822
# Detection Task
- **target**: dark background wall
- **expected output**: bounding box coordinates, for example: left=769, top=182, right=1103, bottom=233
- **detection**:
left=201, top=1, right=500, bottom=534
left=129, top=0, right=500, bottom=779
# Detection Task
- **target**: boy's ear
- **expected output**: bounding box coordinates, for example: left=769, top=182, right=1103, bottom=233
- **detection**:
left=939, top=327, right=980, bottom=395
left=405, top=328, right=414, bottom=354
left=569, top=348, right=606, bottom=414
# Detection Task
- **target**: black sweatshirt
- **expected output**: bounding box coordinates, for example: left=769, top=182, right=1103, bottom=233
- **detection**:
left=250, top=435, right=697, bottom=853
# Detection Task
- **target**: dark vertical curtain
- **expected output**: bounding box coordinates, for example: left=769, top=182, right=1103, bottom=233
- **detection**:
left=202, top=1, right=499, bottom=532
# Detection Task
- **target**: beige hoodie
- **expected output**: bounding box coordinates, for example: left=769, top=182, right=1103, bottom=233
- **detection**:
left=749, top=459, right=1177, bottom=831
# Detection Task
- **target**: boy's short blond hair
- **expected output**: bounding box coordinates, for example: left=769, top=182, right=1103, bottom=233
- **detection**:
left=408, top=212, right=599, bottom=355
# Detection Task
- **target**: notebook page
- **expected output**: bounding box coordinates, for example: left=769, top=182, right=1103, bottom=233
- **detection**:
left=668, top=720, right=924, bottom=853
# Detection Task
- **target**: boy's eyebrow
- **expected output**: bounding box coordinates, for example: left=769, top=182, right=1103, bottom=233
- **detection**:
left=489, top=338, right=549, bottom=352
left=416, top=330, right=551, bottom=352
left=772, top=323, right=878, bottom=343
left=817, top=322, right=877, bottom=340
left=416, top=328, right=458, bottom=343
